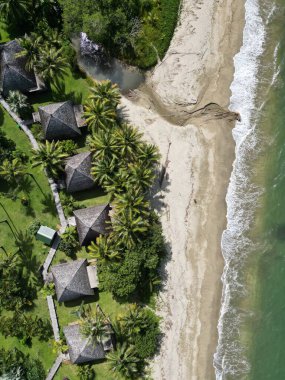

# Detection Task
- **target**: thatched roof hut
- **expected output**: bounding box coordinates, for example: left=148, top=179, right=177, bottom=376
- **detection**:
left=74, top=204, right=111, bottom=246
left=51, top=259, right=95, bottom=302
left=37, top=101, right=82, bottom=140
left=65, top=152, right=94, bottom=193
left=63, top=323, right=113, bottom=364
left=0, top=40, right=40, bottom=97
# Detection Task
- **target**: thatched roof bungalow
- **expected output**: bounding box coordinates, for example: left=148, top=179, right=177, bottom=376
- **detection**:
left=63, top=322, right=113, bottom=364
left=0, top=40, right=44, bottom=97
left=65, top=152, right=95, bottom=193
left=34, top=101, right=82, bottom=140
left=51, top=259, right=97, bottom=302
left=74, top=204, right=111, bottom=246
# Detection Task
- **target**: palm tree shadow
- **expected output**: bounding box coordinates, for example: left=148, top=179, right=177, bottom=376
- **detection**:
left=52, top=81, right=83, bottom=105
left=18, top=176, right=34, bottom=194
left=16, top=230, right=34, bottom=254
left=41, top=193, right=57, bottom=216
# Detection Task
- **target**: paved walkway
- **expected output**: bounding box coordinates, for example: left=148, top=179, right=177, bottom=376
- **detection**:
left=46, top=295, right=60, bottom=342
left=45, top=354, right=63, bottom=380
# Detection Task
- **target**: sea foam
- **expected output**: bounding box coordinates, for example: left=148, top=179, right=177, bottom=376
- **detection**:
left=213, top=0, right=266, bottom=378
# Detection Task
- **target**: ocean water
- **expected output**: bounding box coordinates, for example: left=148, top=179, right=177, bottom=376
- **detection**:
left=214, top=0, right=285, bottom=378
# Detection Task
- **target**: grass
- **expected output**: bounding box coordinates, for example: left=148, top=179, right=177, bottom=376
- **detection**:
left=0, top=109, right=59, bottom=372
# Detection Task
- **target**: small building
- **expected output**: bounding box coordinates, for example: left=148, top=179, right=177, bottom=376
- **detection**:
left=63, top=322, right=113, bottom=364
left=36, top=225, right=57, bottom=246
left=51, top=259, right=97, bottom=303
left=33, top=101, right=83, bottom=140
left=65, top=152, right=95, bottom=193
left=73, top=204, right=111, bottom=246
left=0, top=40, right=44, bottom=97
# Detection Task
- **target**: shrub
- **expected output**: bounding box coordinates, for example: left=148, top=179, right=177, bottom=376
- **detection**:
left=7, top=91, right=32, bottom=119
left=58, top=140, right=79, bottom=156
left=60, top=192, right=81, bottom=216
left=58, top=226, right=80, bottom=257
left=30, top=124, right=44, bottom=142
left=27, top=220, right=41, bottom=236
left=0, top=129, right=16, bottom=160
left=77, top=364, right=96, bottom=380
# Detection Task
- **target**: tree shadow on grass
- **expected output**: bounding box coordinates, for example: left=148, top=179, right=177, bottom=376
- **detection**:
left=15, top=230, right=34, bottom=254
left=41, top=193, right=57, bottom=217
left=52, top=81, right=83, bottom=105
left=61, top=291, right=99, bottom=309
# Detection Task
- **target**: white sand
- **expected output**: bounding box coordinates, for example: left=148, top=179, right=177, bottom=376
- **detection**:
left=121, top=0, right=245, bottom=378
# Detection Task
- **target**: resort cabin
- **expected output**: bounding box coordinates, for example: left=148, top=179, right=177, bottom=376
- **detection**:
left=32, top=101, right=84, bottom=140
left=65, top=151, right=95, bottom=193
left=50, top=259, right=98, bottom=302
left=0, top=40, right=44, bottom=97
left=63, top=322, right=114, bottom=364
left=73, top=204, right=111, bottom=246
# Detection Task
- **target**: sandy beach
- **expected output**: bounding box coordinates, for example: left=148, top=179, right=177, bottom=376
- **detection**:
left=121, top=0, right=245, bottom=378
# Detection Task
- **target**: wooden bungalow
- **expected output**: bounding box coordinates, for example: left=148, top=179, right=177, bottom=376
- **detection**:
left=33, top=100, right=84, bottom=140
left=63, top=322, right=113, bottom=364
left=65, top=151, right=95, bottom=193
left=50, top=259, right=98, bottom=302
left=0, top=40, right=44, bottom=97
left=73, top=204, right=111, bottom=246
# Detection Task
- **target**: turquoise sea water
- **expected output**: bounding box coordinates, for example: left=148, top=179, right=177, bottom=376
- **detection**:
left=214, top=0, right=285, bottom=378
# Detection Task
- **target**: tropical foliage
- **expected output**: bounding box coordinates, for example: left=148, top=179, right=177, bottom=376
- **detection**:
left=58, top=0, right=180, bottom=68
left=58, top=225, right=80, bottom=257
left=0, top=348, right=45, bottom=380
left=31, top=140, right=68, bottom=178
left=7, top=91, right=31, bottom=118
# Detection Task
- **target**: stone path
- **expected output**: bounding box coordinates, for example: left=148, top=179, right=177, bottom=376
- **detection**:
left=46, top=295, right=60, bottom=342
left=45, top=354, right=63, bottom=380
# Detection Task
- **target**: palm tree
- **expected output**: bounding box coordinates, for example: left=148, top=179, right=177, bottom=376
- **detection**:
left=120, top=305, right=149, bottom=339
left=114, top=187, right=150, bottom=218
left=127, top=161, right=155, bottom=191
left=88, top=236, right=121, bottom=262
left=36, top=47, right=68, bottom=84
left=89, top=80, right=121, bottom=108
left=84, top=99, right=116, bottom=133
left=0, top=0, right=29, bottom=23
left=6, top=91, right=29, bottom=117
left=32, top=140, right=68, bottom=178
left=91, top=158, right=116, bottom=188
left=138, top=143, right=160, bottom=166
left=104, top=169, right=128, bottom=197
left=80, top=305, right=110, bottom=345
left=115, top=124, right=143, bottom=160
left=17, top=33, right=43, bottom=70
left=87, top=130, right=119, bottom=162
left=0, top=158, right=26, bottom=184
left=106, top=343, right=140, bottom=379
left=112, top=209, right=149, bottom=249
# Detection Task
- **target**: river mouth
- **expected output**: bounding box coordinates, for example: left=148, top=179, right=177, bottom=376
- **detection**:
left=72, top=34, right=145, bottom=92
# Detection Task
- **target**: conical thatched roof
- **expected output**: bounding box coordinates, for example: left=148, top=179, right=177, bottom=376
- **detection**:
left=65, top=152, right=94, bottom=193
left=63, top=323, right=106, bottom=364
left=74, top=204, right=111, bottom=246
left=51, top=259, right=94, bottom=302
left=0, top=40, right=37, bottom=97
left=38, top=100, right=82, bottom=140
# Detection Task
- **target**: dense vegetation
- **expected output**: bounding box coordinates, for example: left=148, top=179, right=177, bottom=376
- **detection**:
left=0, top=0, right=180, bottom=68
left=0, top=347, right=45, bottom=380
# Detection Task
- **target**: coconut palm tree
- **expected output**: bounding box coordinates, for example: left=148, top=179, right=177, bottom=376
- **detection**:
left=89, top=80, right=121, bottom=108
left=36, top=47, right=68, bottom=84
left=31, top=140, right=68, bottom=178
left=127, top=161, right=155, bottom=191
left=80, top=305, right=110, bottom=345
left=0, top=158, right=26, bottom=184
left=114, top=187, right=150, bottom=218
left=106, top=342, right=141, bottom=379
left=115, top=124, right=143, bottom=160
left=87, top=130, right=119, bottom=162
left=6, top=91, right=30, bottom=117
left=88, top=235, right=121, bottom=262
left=104, top=168, right=128, bottom=197
left=17, top=33, right=43, bottom=70
left=120, top=305, right=149, bottom=339
left=138, top=143, right=160, bottom=166
left=91, top=158, right=116, bottom=188
left=112, top=209, right=149, bottom=249
left=0, top=0, right=29, bottom=23
left=84, top=99, right=116, bottom=133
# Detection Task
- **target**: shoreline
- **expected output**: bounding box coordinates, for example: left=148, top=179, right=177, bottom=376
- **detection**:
left=122, top=0, right=245, bottom=378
